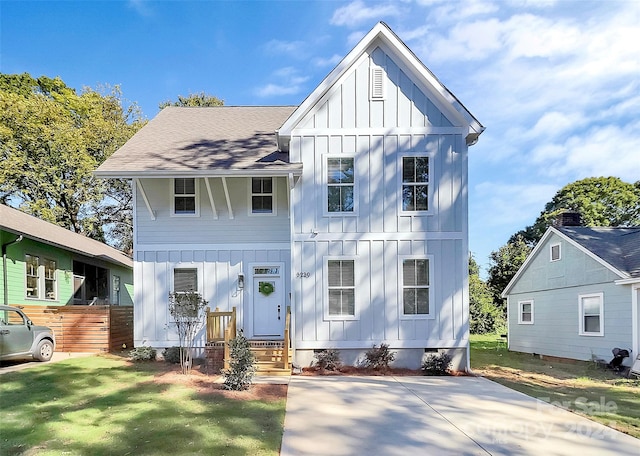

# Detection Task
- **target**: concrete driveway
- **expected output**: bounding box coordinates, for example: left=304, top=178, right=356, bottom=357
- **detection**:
left=0, top=352, right=93, bottom=374
left=281, top=376, right=640, bottom=456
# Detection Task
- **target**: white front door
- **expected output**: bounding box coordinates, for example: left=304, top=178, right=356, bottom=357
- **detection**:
left=252, top=268, right=284, bottom=338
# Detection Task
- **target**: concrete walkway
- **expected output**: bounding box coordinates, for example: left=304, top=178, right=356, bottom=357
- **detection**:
left=281, top=376, right=640, bottom=456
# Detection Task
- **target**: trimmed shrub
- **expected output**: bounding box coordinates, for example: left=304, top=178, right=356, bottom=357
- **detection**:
left=422, top=352, right=452, bottom=375
left=314, top=349, right=341, bottom=371
left=363, top=343, right=396, bottom=370
left=129, top=346, right=156, bottom=362
left=163, top=346, right=181, bottom=364
left=223, top=330, right=256, bottom=391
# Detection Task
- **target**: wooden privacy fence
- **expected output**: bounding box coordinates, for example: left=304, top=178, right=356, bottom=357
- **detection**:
left=17, top=305, right=133, bottom=353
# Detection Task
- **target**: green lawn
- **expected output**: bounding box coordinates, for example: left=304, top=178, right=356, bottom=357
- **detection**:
left=470, top=334, right=640, bottom=439
left=0, top=356, right=285, bottom=455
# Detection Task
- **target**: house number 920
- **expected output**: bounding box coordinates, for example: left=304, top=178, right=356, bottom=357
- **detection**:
left=296, top=272, right=311, bottom=278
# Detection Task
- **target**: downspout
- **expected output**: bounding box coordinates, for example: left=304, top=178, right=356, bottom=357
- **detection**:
left=2, top=235, right=24, bottom=306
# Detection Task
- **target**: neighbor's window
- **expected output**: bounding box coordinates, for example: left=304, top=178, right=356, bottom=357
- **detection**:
left=550, top=243, right=561, bottom=261
left=402, top=259, right=430, bottom=315
left=25, top=255, right=56, bottom=300
left=402, top=157, right=429, bottom=211
left=25, top=254, right=40, bottom=299
left=174, top=268, right=198, bottom=293
left=173, top=178, right=197, bottom=215
left=44, top=259, right=57, bottom=300
left=327, top=259, right=355, bottom=316
left=327, top=157, right=355, bottom=213
left=251, top=177, right=274, bottom=214
left=518, top=300, right=534, bottom=324
left=579, top=293, right=603, bottom=336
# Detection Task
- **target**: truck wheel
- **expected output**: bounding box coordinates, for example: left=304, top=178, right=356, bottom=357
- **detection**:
left=35, top=340, right=54, bottom=362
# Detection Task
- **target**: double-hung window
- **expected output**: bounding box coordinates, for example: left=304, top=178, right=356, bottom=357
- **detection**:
left=173, top=178, right=198, bottom=216
left=579, top=293, right=603, bottom=336
left=550, top=243, right=561, bottom=261
left=327, top=157, right=355, bottom=214
left=401, top=156, right=429, bottom=212
left=401, top=258, right=431, bottom=317
left=251, top=177, right=274, bottom=214
left=518, top=300, right=534, bottom=324
left=326, top=259, right=355, bottom=318
left=25, top=255, right=56, bottom=300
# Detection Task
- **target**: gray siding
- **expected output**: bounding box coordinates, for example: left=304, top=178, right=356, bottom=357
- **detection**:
left=508, top=233, right=633, bottom=362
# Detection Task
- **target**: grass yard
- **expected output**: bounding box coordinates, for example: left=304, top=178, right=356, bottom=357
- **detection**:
left=470, top=334, right=640, bottom=439
left=0, top=355, right=286, bottom=456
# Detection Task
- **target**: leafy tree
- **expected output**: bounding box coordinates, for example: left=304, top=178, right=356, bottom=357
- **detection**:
left=516, top=177, right=640, bottom=244
left=0, top=73, right=145, bottom=250
left=486, top=235, right=532, bottom=315
left=469, top=255, right=504, bottom=334
left=168, top=291, right=208, bottom=375
left=159, top=91, right=224, bottom=109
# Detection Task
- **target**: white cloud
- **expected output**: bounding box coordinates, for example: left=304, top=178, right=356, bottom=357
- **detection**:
left=312, top=54, right=343, bottom=67
left=330, top=0, right=403, bottom=27
left=254, top=67, right=309, bottom=98
left=263, top=39, right=306, bottom=56
left=127, top=0, right=153, bottom=17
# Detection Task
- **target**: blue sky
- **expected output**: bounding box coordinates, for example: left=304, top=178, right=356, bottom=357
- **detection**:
left=2, top=0, right=639, bottom=273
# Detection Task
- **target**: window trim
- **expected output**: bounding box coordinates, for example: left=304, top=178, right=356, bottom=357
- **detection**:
left=550, top=242, right=561, bottom=262
left=248, top=177, right=277, bottom=216
left=171, top=178, right=200, bottom=217
left=25, top=254, right=57, bottom=301
left=323, top=256, right=359, bottom=321
left=399, top=255, right=434, bottom=320
left=518, top=300, right=534, bottom=325
left=578, top=292, right=604, bottom=336
left=398, top=153, right=433, bottom=216
left=323, top=154, right=357, bottom=217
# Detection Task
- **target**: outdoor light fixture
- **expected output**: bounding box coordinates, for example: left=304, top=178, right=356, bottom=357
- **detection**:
left=238, top=273, right=245, bottom=290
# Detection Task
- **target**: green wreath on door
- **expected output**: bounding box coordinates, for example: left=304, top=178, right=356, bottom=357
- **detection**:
left=259, top=281, right=275, bottom=296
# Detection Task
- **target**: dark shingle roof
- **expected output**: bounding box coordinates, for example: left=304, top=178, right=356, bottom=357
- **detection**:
left=0, top=204, right=132, bottom=269
left=557, top=226, right=640, bottom=278
left=94, top=106, right=300, bottom=178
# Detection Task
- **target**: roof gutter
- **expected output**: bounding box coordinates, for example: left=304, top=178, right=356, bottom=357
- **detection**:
left=93, top=168, right=303, bottom=179
left=2, top=235, right=23, bottom=306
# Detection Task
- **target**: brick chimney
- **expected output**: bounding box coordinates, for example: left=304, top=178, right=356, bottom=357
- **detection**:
left=555, top=211, right=582, bottom=227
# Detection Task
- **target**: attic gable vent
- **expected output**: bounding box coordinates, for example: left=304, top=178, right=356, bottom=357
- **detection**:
left=370, top=66, right=385, bottom=100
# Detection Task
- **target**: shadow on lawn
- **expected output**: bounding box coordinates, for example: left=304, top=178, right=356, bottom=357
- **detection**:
left=0, top=358, right=284, bottom=456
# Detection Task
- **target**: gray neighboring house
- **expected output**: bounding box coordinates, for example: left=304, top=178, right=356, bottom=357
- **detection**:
left=502, top=226, right=640, bottom=365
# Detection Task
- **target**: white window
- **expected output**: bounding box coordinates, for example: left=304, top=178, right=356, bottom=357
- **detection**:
left=326, top=156, right=355, bottom=214
left=550, top=243, right=561, bottom=261
left=172, top=178, right=199, bottom=216
left=401, top=156, right=429, bottom=212
left=250, top=177, right=275, bottom=215
left=401, top=257, right=432, bottom=317
left=579, top=293, right=604, bottom=336
left=518, top=300, right=534, bottom=324
left=325, top=259, right=355, bottom=318
left=173, top=268, right=198, bottom=293
left=25, top=255, right=56, bottom=300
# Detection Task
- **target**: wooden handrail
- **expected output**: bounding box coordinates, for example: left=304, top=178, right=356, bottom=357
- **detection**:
left=283, top=305, right=291, bottom=370
left=206, top=306, right=235, bottom=343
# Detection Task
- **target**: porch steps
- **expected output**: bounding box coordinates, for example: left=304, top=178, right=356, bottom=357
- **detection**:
left=249, top=341, right=292, bottom=376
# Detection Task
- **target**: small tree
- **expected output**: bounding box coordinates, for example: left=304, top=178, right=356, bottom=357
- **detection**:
left=168, top=291, right=208, bottom=374
left=223, top=330, right=256, bottom=390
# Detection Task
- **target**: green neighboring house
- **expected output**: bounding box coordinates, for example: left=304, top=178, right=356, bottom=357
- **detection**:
left=1, top=204, right=133, bottom=307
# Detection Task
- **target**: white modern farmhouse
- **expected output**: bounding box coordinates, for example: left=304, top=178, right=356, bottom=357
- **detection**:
left=95, top=22, right=484, bottom=371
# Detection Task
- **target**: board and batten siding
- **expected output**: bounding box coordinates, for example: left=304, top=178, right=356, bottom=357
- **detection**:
left=288, top=44, right=469, bottom=351
left=134, top=177, right=291, bottom=245
left=133, top=245, right=290, bottom=348
left=508, top=233, right=633, bottom=362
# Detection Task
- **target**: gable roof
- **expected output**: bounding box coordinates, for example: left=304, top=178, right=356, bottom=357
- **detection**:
left=276, top=22, right=484, bottom=150
left=557, top=226, right=640, bottom=278
left=502, top=226, right=640, bottom=296
left=0, top=204, right=132, bottom=269
left=94, top=106, right=300, bottom=178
